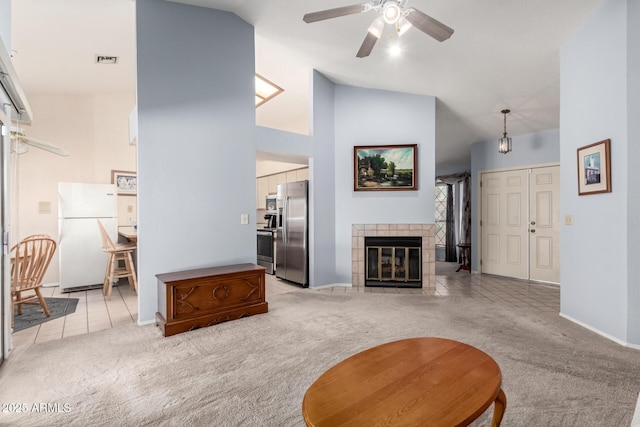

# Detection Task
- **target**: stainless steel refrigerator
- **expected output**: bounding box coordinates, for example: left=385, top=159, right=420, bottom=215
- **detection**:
left=276, top=180, right=308, bottom=286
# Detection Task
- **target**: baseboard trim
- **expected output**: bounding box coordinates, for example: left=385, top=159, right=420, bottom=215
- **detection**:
left=137, top=319, right=156, bottom=326
left=41, top=282, right=59, bottom=288
left=559, top=312, right=640, bottom=350
left=310, top=283, right=352, bottom=289
left=632, top=391, right=640, bottom=427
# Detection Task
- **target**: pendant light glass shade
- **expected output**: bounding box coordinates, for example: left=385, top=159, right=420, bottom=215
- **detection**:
left=498, top=109, right=512, bottom=154
left=498, top=135, right=511, bottom=154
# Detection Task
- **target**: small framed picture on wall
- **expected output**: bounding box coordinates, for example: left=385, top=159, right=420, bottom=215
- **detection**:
left=111, top=170, right=137, bottom=196
left=576, top=139, right=611, bottom=196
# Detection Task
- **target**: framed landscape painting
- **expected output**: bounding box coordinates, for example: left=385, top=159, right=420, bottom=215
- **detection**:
left=577, top=139, right=611, bottom=196
left=354, top=144, right=417, bottom=191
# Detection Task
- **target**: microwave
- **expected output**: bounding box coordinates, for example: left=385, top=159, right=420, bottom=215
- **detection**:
left=265, top=194, right=277, bottom=212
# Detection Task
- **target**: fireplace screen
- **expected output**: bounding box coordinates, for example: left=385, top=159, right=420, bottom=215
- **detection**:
left=365, top=237, right=421, bottom=288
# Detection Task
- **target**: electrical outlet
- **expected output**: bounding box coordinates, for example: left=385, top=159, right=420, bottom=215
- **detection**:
left=565, top=215, right=573, bottom=225
left=241, top=214, right=249, bottom=225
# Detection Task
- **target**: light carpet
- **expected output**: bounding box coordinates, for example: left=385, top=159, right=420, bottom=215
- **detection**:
left=1, top=290, right=639, bottom=426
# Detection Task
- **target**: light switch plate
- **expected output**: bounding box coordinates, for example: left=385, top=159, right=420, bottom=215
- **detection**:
left=241, top=214, right=249, bottom=225
left=565, top=215, right=573, bottom=225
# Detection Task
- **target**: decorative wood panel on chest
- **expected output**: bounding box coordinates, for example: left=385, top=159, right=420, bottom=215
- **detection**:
left=156, top=263, right=268, bottom=337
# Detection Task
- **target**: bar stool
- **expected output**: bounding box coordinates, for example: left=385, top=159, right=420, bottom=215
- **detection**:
left=97, top=220, right=137, bottom=300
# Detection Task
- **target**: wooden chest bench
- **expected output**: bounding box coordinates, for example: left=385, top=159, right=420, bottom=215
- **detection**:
left=156, top=263, right=268, bottom=337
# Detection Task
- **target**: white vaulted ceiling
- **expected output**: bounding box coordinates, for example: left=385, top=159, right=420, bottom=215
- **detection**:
left=11, top=0, right=602, bottom=169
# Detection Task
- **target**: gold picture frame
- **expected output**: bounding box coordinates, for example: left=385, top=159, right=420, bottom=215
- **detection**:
left=354, top=144, right=417, bottom=191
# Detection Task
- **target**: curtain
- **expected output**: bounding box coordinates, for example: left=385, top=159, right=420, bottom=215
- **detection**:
left=436, top=172, right=471, bottom=261
left=460, top=175, right=471, bottom=245
left=445, top=184, right=457, bottom=262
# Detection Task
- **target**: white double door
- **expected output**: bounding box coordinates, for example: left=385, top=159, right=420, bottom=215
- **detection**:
left=480, top=165, right=560, bottom=283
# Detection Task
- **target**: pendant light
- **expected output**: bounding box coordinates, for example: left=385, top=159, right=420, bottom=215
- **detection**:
left=498, top=109, right=512, bottom=154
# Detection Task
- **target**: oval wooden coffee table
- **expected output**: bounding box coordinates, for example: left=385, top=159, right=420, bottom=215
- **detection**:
left=302, top=337, right=506, bottom=427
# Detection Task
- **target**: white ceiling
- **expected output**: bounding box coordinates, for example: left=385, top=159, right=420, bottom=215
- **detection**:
left=10, top=0, right=602, bottom=169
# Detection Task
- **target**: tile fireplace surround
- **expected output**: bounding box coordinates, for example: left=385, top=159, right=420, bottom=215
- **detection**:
left=352, top=224, right=435, bottom=288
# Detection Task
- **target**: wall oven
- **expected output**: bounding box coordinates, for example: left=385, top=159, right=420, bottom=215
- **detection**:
left=257, top=229, right=275, bottom=274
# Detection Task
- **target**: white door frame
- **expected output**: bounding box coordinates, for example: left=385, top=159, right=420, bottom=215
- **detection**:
left=476, top=162, right=560, bottom=283
left=1, top=105, right=11, bottom=362
left=1, top=35, right=34, bottom=361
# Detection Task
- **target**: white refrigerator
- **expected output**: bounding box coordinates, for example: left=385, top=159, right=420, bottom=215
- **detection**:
left=58, top=183, right=118, bottom=292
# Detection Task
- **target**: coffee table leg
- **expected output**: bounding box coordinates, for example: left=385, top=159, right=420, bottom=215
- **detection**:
left=491, top=388, right=507, bottom=427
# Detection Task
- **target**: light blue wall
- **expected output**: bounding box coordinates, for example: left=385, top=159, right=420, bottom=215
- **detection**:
left=0, top=0, right=10, bottom=52
left=308, top=71, right=337, bottom=286
left=560, top=0, right=634, bottom=344
left=436, top=164, right=470, bottom=176
left=469, top=129, right=560, bottom=271
left=334, top=85, right=436, bottom=282
left=136, top=0, right=256, bottom=322
left=255, top=125, right=311, bottom=159
left=628, top=0, right=640, bottom=345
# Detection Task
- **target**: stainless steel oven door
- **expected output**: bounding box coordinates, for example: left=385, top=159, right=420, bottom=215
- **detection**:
left=257, top=230, right=275, bottom=274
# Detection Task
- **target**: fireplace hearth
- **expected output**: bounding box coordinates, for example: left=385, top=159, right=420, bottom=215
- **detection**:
left=365, top=236, right=422, bottom=288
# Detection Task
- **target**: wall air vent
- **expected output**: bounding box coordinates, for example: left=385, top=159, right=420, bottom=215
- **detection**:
left=95, top=55, right=118, bottom=65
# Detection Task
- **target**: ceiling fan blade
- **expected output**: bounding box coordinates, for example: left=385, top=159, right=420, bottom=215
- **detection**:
left=356, top=31, right=379, bottom=58
left=303, top=4, right=367, bottom=23
left=405, top=8, right=454, bottom=42
left=25, top=137, right=70, bottom=156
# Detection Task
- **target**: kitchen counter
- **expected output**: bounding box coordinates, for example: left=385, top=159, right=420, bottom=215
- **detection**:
left=257, top=228, right=277, bottom=233
left=118, top=226, right=137, bottom=242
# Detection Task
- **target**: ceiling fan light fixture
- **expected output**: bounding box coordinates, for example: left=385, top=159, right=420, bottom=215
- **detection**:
left=302, top=1, right=454, bottom=58
left=368, top=16, right=385, bottom=39
left=382, top=2, right=401, bottom=24
left=396, top=15, right=412, bottom=36
left=498, top=109, right=512, bottom=154
left=388, top=44, right=402, bottom=56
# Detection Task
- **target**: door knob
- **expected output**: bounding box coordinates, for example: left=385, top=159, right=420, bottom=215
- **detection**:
left=531, top=221, right=536, bottom=225
left=530, top=229, right=536, bottom=233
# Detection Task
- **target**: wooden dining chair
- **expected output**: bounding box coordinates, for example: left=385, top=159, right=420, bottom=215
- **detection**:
left=97, top=219, right=137, bottom=300
left=22, top=234, right=52, bottom=240
left=11, top=236, right=57, bottom=327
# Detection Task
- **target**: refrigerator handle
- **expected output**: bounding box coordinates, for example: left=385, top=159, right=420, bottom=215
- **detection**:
left=303, top=194, right=308, bottom=251
left=283, top=196, right=287, bottom=244
left=58, top=219, right=65, bottom=243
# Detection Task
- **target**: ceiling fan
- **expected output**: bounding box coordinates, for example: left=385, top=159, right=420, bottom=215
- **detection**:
left=10, top=125, right=70, bottom=156
left=303, top=0, right=454, bottom=58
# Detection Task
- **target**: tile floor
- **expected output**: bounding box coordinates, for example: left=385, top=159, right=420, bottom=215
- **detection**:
left=310, top=272, right=560, bottom=313
left=11, top=283, right=138, bottom=348
left=11, top=264, right=560, bottom=348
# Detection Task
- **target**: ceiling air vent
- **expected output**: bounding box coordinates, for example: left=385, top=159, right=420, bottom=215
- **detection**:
left=95, top=55, right=118, bottom=65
